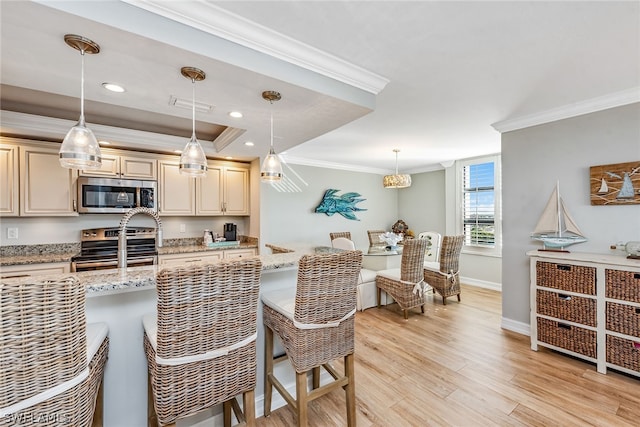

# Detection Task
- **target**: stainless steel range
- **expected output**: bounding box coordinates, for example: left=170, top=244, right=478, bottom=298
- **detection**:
left=71, top=227, right=158, bottom=272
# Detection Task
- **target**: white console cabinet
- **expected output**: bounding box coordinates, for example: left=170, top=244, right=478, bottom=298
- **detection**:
left=529, top=250, right=640, bottom=377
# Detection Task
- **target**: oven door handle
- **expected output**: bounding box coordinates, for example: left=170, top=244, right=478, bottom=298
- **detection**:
left=126, top=256, right=157, bottom=265
left=73, top=259, right=118, bottom=269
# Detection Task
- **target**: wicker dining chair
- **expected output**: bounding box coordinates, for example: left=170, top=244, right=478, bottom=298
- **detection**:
left=376, top=238, right=429, bottom=319
left=0, top=277, right=109, bottom=427
left=367, top=229, right=386, bottom=246
left=261, top=250, right=363, bottom=427
left=329, top=231, right=352, bottom=242
left=143, top=258, right=262, bottom=427
left=423, top=235, right=464, bottom=305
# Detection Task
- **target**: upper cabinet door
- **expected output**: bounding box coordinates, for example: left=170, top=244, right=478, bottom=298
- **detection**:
left=80, top=150, right=157, bottom=180
left=158, top=160, right=195, bottom=216
left=195, top=164, right=223, bottom=215
left=0, top=144, right=19, bottom=216
left=223, top=167, right=249, bottom=215
left=120, top=156, right=157, bottom=180
left=19, top=145, right=78, bottom=216
left=79, top=152, right=120, bottom=177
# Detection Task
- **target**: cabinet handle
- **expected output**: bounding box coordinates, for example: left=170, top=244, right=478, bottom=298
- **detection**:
left=557, top=264, right=571, bottom=271
left=558, top=294, right=572, bottom=301
left=557, top=322, right=572, bottom=330
left=73, top=199, right=77, bottom=212
left=1, top=274, right=30, bottom=279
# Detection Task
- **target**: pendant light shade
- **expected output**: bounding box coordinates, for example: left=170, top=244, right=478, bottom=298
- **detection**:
left=179, top=67, right=208, bottom=178
left=383, top=149, right=412, bottom=189
left=59, top=34, right=102, bottom=170
left=260, top=90, right=283, bottom=182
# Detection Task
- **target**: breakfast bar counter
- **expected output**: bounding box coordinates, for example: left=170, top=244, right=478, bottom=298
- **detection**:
left=1, top=244, right=339, bottom=427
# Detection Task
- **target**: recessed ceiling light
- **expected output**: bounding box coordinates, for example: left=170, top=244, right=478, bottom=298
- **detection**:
left=102, top=82, right=125, bottom=93
left=98, top=140, right=110, bottom=145
left=225, top=156, right=233, bottom=160
left=229, top=111, right=243, bottom=118
left=244, top=141, right=254, bottom=147
left=174, top=149, right=182, bottom=154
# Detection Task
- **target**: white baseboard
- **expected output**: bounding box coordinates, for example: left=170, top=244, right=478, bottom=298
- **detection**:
left=501, top=317, right=530, bottom=336
left=460, top=276, right=502, bottom=291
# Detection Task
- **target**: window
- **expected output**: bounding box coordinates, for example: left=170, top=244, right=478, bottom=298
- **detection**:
left=457, top=155, right=501, bottom=254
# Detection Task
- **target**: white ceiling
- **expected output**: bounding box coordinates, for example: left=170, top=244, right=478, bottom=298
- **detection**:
left=1, top=1, right=639, bottom=175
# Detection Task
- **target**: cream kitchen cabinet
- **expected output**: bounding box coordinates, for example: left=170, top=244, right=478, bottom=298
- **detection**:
left=158, top=251, right=224, bottom=266
left=222, top=248, right=257, bottom=259
left=19, top=142, right=78, bottom=216
left=159, top=248, right=257, bottom=266
left=0, top=262, right=70, bottom=279
left=0, top=143, right=19, bottom=216
left=79, top=149, right=157, bottom=180
left=159, top=159, right=249, bottom=216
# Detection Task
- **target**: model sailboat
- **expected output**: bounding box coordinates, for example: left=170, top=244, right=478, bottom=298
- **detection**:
left=531, top=182, right=587, bottom=251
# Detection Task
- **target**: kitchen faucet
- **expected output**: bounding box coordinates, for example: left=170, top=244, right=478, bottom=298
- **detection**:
left=118, top=207, right=163, bottom=268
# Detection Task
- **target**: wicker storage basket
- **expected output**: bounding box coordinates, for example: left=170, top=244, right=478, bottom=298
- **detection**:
left=536, top=261, right=596, bottom=295
left=606, top=302, right=640, bottom=338
left=537, top=317, right=597, bottom=358
left=606, top=335, right=640, bottom=372
left=536, top=289, right=596, bottom=327
left=605, top=269, right=640, bottom=303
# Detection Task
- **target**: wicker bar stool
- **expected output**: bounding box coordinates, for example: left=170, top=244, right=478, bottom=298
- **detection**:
left=376, top=238, right=429, bottom=319
left=0, top=277, right=109, bottom=427
left=424, top=235, right=464, bottom=305
left=329, top=231, right=351, bottom=242
left=143, top=258, right=262, bottom=427
left=261, top=250, right=363, bottom=427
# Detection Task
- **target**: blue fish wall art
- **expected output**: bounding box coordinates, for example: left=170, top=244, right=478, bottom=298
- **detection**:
left=315, top=189, right=367, bottom=221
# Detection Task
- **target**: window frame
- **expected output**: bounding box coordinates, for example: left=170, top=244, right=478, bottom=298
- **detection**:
left=455, top=154, right=502, bottom=257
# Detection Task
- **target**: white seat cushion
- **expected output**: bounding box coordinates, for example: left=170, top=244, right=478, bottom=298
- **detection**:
left=261, top=288, right=296, bottom=322
left=359, top=268, right=377, bottom=284
left=424, top=261, right=440, bottom=272
left=376, top=268, right=401, bottom=281
left=86, top=322, right=109, bottom=362
left=142, top=313, right=158, bottom=351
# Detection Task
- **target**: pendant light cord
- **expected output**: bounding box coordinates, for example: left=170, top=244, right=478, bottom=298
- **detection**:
left=395, top=150, right=399, bottom=174
left=191, top=78, right=196, bottom=139
left=270, top=103, right=274, bottom=150
left=79, top=48, right=86, bottom=127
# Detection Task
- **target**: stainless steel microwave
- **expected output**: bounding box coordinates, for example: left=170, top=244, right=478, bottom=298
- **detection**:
left=77, top=177, right=157, bottom=213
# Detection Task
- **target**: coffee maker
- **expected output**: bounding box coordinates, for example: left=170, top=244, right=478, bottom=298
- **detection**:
left=223, top=223, right=237, bottom=241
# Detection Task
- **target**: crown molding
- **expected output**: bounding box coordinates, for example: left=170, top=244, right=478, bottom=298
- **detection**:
left=123, top=0, right=389, bottom=95
left=281, top=155, right=389, bottom=175
left=492, top=87, right=640, bottom=133
left=213, top=127, right=246, bottom=153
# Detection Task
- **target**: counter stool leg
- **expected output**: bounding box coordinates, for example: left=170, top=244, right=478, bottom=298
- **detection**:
left=244, top=390, right=256, bottom=426
left=312, top=367, right=320, bottom=390
left=377, top=287, right=381, bottom=308
left=345, top=353, right=356, bottom=427
left=223, top=400, right=232, bottom=426
left=296, top=371, right=309, bottom=427
left=264, top=326, right=274, bottom=417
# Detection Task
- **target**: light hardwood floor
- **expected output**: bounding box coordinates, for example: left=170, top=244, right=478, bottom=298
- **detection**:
left=256, top=285, right=640, bottom=426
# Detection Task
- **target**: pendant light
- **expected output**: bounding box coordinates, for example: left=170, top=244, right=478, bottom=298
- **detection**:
left=179, top=67, right=208, bottom=177
left=260, top=90, right=283, bottom=182
left=383, top=149, right=412, bottom=188
left=59, top=34, right=102, bottom=170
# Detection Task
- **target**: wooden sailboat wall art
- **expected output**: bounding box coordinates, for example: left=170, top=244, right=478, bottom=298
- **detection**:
left=590, top=161, right=640, bottom=205
left=531, top=181, right=587, bottom=252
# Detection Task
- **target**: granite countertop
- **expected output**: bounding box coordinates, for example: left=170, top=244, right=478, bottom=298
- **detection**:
left=0, top=239, right=259, bottom=267
left=0, top=243, right=338, bottom=295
